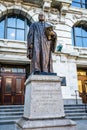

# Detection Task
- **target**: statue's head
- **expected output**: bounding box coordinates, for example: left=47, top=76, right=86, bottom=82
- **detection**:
left=38, top=12, right=45, bottom=22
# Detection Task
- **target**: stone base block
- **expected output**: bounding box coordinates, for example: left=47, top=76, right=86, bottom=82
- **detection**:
left=23, top=75, right=65, bottom=119
left=17, top=117, right=77, bottom=130
left=17, top=75, right=77, bottom=130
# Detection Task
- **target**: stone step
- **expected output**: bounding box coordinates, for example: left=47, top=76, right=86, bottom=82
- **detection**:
left=0, top=115, right=22, bottom=120
left=0, top=111, right=23, bottom=116
left=0, top=104, right=87, bottom=123
left=0, top=105, right=24, bottom=123
left=65, top=115, right=87, bottom=120
left=64, top=105, right=86, bottom=109
left=0, top=105, right=24, bottom=108
left=64, top=104, right=86, bottom=106
left=64, top=104, right=87, bottom=120
left=0, top=108, right=24, bottom=112
left=64, top=107, right=86, bottom=110
left=65, top=109, right=86, bottom=113
left=65, top=112, right=87, bottom=116
left=0, top=119, right=18, bottom=124
left=0, top=116, right=22, bottom=124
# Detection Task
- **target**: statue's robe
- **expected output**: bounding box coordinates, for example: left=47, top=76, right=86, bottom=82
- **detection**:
left=27, top=21, right=57, bottom=73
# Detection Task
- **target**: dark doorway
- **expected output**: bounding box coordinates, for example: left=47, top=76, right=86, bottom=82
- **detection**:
left=0, top=65, right=27, bottom=105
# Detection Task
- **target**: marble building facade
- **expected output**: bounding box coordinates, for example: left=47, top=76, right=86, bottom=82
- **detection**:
left=0, top=0, right=87, bottom=105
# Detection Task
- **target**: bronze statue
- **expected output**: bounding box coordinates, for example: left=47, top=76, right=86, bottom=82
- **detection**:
left=27, top=13, right=57, bottom=74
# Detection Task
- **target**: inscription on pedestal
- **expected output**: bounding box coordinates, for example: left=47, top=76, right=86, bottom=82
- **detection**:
left=33, top=85, right=60, bottom=106
left=30, top=82, right=65, bottom=118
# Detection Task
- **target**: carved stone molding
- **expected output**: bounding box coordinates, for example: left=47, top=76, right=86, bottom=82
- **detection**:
left=54, top=0, right=72, bottom=15
left=43, top=0, right=52, bottom=12
left=73, top=14, right=82, bottom=20
left=60, top=3, right=70, bottom=15
left=11, top=0, right=22, bottom=3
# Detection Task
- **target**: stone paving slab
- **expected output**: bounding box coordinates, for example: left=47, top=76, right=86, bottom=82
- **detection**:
left=75, top=120, right=87, bottom=130
left=0, top=123, right=21, bottom=130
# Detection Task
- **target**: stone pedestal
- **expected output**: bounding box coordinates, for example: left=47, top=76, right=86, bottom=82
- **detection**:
left=17, top=75, right=77, bottom=130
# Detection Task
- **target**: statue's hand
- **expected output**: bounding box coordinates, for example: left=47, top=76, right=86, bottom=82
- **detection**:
left=50, top=31, right=55, bottom=36
left=27, top=49, right=33, bottom=59
left=27, top=44, right=33, bottom=59
left=29, top=49, right=33, bottom=59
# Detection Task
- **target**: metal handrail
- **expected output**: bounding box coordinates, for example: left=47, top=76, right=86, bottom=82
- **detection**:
left=75, top=90, right=87, bottom=113
left=81, top=92, right=87, bottom=113
left=75, top=90, right=80, bottom=105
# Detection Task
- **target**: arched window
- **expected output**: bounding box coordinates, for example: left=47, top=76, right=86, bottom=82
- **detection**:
left=72, top=24, right=87, bottom=47
left=72, top=0, right=87, bottom=9
left=0, top=14, right=31, bottom=41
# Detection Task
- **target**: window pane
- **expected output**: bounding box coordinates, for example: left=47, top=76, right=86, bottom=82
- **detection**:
left=25, top=25, right=29, bottom=40
left=75, top=27, right=82, bottom=36
left=12, top=68, right=17, bottom=73
left=4, top=68, right=12, bottom=72
left=16, top=29, right=24, bottom=41
left=73, top=24, right=87, bottom=47
left=0, top=20, right=4, bottom=38
left=83, top=38, right=87, bottom=47
left=82, top=29, right=87, bottom=37
left=72, top=29, right=74, bottom=46
left=72, top=2, right=81, bottom=8
left=7, top=28, right=15, bottom=40
left=8, top=17, right=16, bottom=27
left=27, top=25, right=29, bottom=35
left=0, top=15, right=30, bottom=41
left=72, top=0, right=87, bottom=9
left=82, top=0, right=85, bottom=3
left=75, top=37, right=82, bottom=47
left=16, top=78, right=21, bottom=93
left=72, top=0, right=81, bottom=3
left=77, top=0, right=81, bottom=2
left=17, top=18, right=24, bottom=29
left=82, top=4, right=86, bottom=8
left=85, top=4, right=87, bottom=8
left=5, top=78, right=12, bottom=93
left=18, top=68, right=24, bottom=73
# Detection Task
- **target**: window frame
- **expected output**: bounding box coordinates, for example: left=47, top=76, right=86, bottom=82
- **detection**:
left=72, top=25, right=87, bottom=47
left=72, top=0, right=87, bottom=9
left=0, top=14, right=31, bottom=41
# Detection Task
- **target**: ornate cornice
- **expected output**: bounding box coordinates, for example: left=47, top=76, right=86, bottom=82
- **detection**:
left=0, top=0, right=72, bottom=8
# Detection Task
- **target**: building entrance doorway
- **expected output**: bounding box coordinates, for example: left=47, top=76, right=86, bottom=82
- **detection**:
left=0, top=65, right=26, bottom=105
left=77, top=69, right=87, bottom=103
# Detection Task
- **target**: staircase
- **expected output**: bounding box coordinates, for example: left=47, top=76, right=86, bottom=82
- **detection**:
left=64, top=104, right=87, bottom=120
left=0, top=105, right=24, bottom=123
left=0, top=104, right=87, bottom=123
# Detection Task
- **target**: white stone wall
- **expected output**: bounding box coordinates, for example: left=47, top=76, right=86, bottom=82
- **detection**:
left=0, top=39, right=29, bottom=64
left=0, top=0, right=87, bottom=102
left=53, top=54, right=78, bottom=99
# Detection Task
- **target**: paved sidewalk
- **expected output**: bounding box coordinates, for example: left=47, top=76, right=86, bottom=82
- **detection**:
left=0, top=120, right=87, bottom=130
left=75, top=120, right=87, bottom=130
left=0, top=123, right=21, bottom=130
